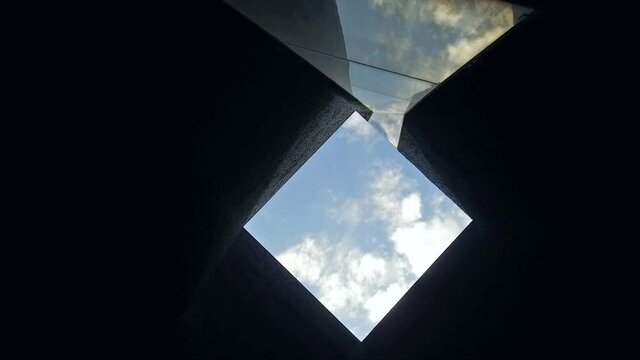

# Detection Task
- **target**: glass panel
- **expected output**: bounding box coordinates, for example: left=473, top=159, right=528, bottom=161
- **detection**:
left=350, top=62, right=435, bottom=114
left=291, top=45, right=434, bottom=146
left=289, top=45, right=354, bottom=97
left=226, top=0, right=532, bottom=84
left=245, top=112, right=472, bottom=340
left=291, top=45, right=435, bottom=115
left=225, top=0, right=531, bottom=144
left=224, top=0, right=349, bottom=58
left=335, top=0, right=530, bottom=82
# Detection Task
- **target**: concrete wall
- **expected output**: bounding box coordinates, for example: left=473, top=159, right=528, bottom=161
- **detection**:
left=107, top=2, right=369, bottom=358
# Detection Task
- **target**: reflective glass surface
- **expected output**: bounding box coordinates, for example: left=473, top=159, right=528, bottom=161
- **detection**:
left=290, top=45, right=434, bottom=146
left=335, top=0, right=529, bottom=83
left=226, top=0, right=530, bottom=84
left=225, top=0, right=531, bottom=146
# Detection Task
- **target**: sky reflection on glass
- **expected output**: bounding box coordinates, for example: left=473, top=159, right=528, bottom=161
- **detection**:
left=225, top=0, right=530, bottom=147
left=335, top=0, right=528, bottom=82
left=245, top=112, right=471, bottom=340
left=289, top=45, right=434, bottom=146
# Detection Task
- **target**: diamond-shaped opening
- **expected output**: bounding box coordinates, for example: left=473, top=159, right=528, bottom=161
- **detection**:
left=225, top=0, right=532, bottom=146
left=227, top=0, right=532, bottom=342
left=245, top=112, right=472, bottom=340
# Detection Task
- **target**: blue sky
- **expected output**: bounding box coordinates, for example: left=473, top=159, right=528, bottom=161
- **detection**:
left=245, top=112, right=471, bottom=340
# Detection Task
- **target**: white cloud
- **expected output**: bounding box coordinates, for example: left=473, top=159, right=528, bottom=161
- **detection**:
left=351, top=253, right=386, bottom=282
left=369, top=165, right=409, bottom=227
left=329, top=198, right=363, bottom=226
left=364, top=0, right=515, bottom=82
left=366, top=165, right=470, bottom=276
left=277, top=237, right=326, bottom=283
left=369, top=112, right=404, bottom=147
left=278, top=236, right=398, bottom=317
left=390, top=216, right=462, bottom=276
left=274, top=158, right=471, bottom=339
left=401, top=192, right=422, bottom=222
left=447, top=26, right=507, bottom=66
left=364, top=282, right=409, bottom=322
left=368, top=0, right=513, bottom=33
left=433, top=3, right=463, bottom=28
left=341, top=112, right=377, bottom=142
left=319, top=273, right=351, bottom=311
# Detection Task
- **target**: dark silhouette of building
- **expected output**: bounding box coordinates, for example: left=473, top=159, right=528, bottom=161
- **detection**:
left=73, top=1, right=618, bottom=359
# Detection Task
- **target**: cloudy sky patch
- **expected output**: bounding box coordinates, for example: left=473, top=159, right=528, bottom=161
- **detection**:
left=245, top=112, right=471, bottom=340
